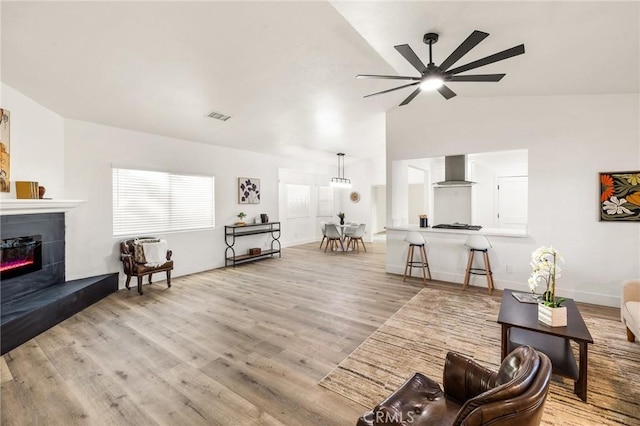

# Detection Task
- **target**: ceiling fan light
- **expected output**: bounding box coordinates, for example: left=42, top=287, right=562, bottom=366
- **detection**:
left=420, top=76, right=444, bottom=91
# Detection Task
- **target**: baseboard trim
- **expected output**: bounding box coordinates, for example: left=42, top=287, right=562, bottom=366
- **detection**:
left=386, top=265, right=620, bottom=307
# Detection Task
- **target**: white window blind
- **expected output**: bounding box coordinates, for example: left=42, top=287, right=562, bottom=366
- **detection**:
left=317, top=186, right=333, bottom=217
left=286, top=184, right=310, bottom=219
left=112, top=168, right=214, bottom=236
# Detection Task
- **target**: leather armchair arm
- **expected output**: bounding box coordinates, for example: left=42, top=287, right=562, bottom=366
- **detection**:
left=443, top=352, right=497, bottom=404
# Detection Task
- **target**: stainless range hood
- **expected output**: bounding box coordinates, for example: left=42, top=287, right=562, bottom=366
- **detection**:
left=434, top=155, right=475, bottom=186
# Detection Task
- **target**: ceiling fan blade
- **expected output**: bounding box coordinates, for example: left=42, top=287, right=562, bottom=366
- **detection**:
left=363, top=82, right=419, bottom=98
left=448, top=74, right=505, bottom=82
left=447, top=44, right=525, bottom=75
left=438, top=30, right=489, bottom=72
left=394, top=44, right=428, bottom=73
left=357, top=74, right=421, bottom=81
left=399, top=87, right=422, bottom=106
left=437, top=84, right=457, bottom=100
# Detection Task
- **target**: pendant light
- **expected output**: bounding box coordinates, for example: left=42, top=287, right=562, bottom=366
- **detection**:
left=330, top=153, right=352, bottom=188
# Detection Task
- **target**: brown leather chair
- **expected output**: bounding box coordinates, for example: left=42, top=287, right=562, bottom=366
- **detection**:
left=120, top=238, right=173, bottom=295
left=357, top=345, right=552, bottom=426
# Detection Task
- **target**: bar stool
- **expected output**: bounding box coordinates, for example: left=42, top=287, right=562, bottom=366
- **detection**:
left=462, top=235, right=494, bottom=294
left=403, top=231, right=432, bottom=284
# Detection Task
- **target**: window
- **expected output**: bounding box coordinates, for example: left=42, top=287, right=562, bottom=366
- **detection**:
left=286, top=184, right=310, bottom=218
left=317, top=186, right=333, bottom=217
left=112, top=168, right=214, bottom=236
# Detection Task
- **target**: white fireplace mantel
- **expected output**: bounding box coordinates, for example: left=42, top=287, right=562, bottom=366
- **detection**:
left=0, top=199, right=85, bottom=216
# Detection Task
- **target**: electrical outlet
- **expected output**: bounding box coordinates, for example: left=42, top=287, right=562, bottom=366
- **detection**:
left=506, top=264, right=513, bottom=274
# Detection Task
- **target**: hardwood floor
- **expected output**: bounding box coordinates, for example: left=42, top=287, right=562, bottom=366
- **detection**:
left=1, top=241, right=620, bottom=425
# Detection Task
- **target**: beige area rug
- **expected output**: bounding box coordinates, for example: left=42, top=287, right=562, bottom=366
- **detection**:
left=319, top=288, right=640, bottom=425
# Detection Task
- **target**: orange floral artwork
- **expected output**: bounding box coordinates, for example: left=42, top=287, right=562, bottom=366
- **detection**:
left=0, top=109, right=9, bottom=193
left=600, top=171, right=640, bottom=221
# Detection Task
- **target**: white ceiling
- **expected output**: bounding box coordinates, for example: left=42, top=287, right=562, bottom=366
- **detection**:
left=2, top=1, right=639, bottom=165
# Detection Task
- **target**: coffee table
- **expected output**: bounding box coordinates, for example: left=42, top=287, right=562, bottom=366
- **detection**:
left=497, top=289, right=594, bottom=402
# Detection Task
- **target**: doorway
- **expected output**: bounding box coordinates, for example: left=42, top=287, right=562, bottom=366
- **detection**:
left=497, top=176, right=528, bottom=230
left=371, top=185, right=387, bottom=238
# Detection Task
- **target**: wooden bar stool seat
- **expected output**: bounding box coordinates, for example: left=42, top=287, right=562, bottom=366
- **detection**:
left=403, top=231, right=431, bottom=284
left=463, top=235, right=494, bottom=294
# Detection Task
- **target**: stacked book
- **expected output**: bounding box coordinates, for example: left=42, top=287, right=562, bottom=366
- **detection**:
left=15, top=181, right=39, bottom=199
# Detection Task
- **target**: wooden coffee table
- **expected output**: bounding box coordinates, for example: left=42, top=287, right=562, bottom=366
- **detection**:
left=497, top=289, right=594, bottom=402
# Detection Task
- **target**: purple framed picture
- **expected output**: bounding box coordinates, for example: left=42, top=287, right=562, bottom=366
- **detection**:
left=600, top=171, right=640, bottom=221
left=238, top=177, right=260, bottom=204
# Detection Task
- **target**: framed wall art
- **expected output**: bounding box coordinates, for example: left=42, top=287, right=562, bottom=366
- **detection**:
left=0, top=109, right=10, bottom=193
left=238, top=177, right=260, bottom=204
left=600, top=171, right=640, bottom=221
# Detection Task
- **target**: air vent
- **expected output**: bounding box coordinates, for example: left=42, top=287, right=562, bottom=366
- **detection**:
left=206, top=110, right=231, bottom=121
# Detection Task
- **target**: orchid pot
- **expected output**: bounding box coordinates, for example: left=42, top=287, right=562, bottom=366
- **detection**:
left=538, top=303, right=567, bottom=327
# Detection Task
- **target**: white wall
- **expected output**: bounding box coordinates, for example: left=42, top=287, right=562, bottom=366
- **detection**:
left=63, top=119, right=327, bottom=285
left=278, top=169, right=333, bottom=246
left=387, top=94, right=640, bottom=306
left=1, top=84, right=385, bottom=288
left=371, top=185, right=386, bottom=234
left=339, top=157, right=385, bottom=242
left=0, top=84, right=64, bottom=199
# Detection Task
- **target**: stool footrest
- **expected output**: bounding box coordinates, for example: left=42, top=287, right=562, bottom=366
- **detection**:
left=469, top=267, right=492, bottom=276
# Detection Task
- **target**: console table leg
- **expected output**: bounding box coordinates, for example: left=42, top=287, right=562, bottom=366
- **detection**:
left=575, top=341, right=588, bottom=402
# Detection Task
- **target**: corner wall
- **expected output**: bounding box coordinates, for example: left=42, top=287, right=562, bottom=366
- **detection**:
left=0, top=84, right=64, bottom=199
left=387, top=94, right=640, bottom=306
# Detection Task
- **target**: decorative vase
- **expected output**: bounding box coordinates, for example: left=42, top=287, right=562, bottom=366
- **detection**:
left=260, top=214, right=269, bottom=223
left=38, top=186, right=46, bottom=199
left=538, top=303, right=567, bottom=327
left=340, top=218, right=344, bottom=225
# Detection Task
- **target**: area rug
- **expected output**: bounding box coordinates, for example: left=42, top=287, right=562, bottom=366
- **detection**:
left=319, top=288, right=640, bottom=425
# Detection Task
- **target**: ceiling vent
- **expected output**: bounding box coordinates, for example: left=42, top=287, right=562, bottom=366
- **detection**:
left=206, top=110, right=231, bottom=121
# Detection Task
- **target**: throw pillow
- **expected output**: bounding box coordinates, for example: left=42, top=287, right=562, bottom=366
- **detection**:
left=133, top=238, right=160, bottom=263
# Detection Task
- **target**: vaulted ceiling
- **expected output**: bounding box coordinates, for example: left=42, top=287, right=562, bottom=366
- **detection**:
left=2, top=1, right=638, bottom=165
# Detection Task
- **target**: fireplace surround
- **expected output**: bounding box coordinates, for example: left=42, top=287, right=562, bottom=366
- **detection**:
left=1, top=207, right=117, bottom=354
left=0, top=213, right=65, bottom=304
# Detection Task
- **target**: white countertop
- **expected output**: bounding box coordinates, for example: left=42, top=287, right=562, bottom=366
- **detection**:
left=386, top=225, right=529, bottom=238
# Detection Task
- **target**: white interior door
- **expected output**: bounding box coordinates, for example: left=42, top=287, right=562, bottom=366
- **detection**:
left=497, top=176, right=528, bottom=229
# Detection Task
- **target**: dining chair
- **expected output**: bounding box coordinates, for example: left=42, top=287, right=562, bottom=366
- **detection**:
left=319, top=221, right=328, bottom=250
left=345, top=224, right=367, bottom=253
left=324, top=223, right=345, bottom=252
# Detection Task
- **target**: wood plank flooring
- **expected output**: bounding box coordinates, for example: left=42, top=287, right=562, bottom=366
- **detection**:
left=1, top=241, right=619, bottom=425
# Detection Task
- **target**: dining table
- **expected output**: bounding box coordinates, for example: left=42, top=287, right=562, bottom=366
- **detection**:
left=329, top=223, right=358, bottom=251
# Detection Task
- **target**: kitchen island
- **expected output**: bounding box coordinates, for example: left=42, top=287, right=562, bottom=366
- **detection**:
left=386, top=225, right=533, bottom=292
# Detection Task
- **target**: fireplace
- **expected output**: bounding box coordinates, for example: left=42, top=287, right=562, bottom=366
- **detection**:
left=0, top=211, right=118, bottom=355
left=1, top=235, right=42, bottom=280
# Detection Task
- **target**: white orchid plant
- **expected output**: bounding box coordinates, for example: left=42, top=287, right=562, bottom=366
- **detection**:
left=527, top=246, right=565, bottom=308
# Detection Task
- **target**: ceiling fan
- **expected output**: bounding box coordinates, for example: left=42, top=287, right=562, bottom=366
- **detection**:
left=357, top=31, right=525, bottom=105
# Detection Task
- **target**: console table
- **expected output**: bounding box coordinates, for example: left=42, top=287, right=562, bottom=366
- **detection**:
left=497, top=289, right=594, bottom=402
left=224, top=222, right=281, bottom=267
